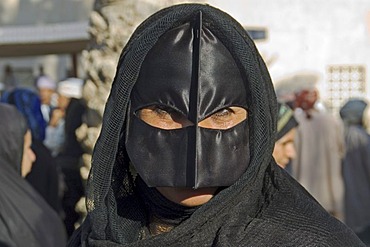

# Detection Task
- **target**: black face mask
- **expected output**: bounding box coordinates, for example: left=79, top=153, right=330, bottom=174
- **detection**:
left=126, top=12, right=250, bottom=188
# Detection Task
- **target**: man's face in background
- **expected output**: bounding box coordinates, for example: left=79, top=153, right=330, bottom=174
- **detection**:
left=39, top=87, right=55, bottom=105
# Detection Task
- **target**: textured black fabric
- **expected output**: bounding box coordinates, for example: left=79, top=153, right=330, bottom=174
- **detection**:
left=137, top=177, right=198, bottom=225
left=69, top=4, right=365, bottom=246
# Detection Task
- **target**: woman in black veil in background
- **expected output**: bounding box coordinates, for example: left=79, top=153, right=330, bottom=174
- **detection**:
left=0, top=103, right=66, bottom=247
left=2, top=88, right=62, bottom=214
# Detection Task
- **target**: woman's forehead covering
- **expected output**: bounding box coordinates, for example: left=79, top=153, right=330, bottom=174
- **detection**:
left=130, top=12, right=247, bottom=120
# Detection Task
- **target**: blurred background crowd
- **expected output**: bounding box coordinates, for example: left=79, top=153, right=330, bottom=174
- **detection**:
left=0, top=0, right=370, bottom=245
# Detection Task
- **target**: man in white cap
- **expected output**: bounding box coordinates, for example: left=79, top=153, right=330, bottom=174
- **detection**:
left=49, top=78, right=86, bottom=238
left=36, top=75, right=57, bottom=123
left=44, top=77, right=83, bottom=156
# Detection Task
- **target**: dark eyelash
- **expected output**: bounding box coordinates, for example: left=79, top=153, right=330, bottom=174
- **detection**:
left=155, top=106, right=174, bottom=114
left=213, top=108, right=234, bottom=117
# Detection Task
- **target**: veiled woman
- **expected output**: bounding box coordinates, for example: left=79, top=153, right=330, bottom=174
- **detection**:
left=0, top=103, right=67, bottom=247
left=340, top=99, right=370, bottom=244
left=2, top=88, right=62, bottom=213
left=69, top=4, right=364, bottom=246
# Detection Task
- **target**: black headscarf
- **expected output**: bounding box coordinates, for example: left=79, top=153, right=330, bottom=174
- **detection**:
left=2, top=88, right=62, bottom=212
left=340, top=99, right=367, bottom=126
left=0, top=103, right=27, bottom=173
left=70, top=4, right=364, bottom=246
left=1, top=88, right=47, bottom=141
left=340, top=99, right=370, bottom=242
left=0, top=103, right=67, bottom=247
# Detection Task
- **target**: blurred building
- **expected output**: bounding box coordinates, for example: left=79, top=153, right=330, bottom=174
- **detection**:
left=1, top=0, right=370, bottom=114
left=0, top=0, right=94, bottom=88
left=211, top=0, right=370, bottom=115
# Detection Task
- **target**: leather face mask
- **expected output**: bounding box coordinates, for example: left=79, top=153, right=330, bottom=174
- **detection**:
left=125, top=13, right=250, bottom=188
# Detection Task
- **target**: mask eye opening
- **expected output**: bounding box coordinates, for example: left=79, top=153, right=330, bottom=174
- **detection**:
left=198, top=105, right=248, bottom=130
left=135, top=104, right=194, bottom=130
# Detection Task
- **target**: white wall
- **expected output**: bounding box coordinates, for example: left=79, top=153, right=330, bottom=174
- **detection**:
left=208, top=0, right=370, bottom=102
left=2, top=0, right=370, bottom=103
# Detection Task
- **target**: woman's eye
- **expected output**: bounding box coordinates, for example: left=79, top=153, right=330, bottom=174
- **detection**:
left=138, top=105, right=193, bottom=129
left=212, top=108, right=234, bottom=118
left=198, top=106, right=247, bottom=130
left=153, top=106, right=175, bottom=118
left=154, top=107, right=169, bottom=116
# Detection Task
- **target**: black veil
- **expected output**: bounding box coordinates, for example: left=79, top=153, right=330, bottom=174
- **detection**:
left=71, top=4, right=363, bottom=246
left=0, top=103, right=67, bottom=247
